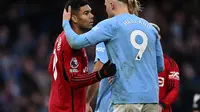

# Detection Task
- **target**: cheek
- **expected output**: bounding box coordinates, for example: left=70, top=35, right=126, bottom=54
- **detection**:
left=79, top=16, right=88, bottom=23
left=79, top=17, right=90, bottom=26
left=107, top=6, right=112, bottom=12
left=106, top=6, right=108, bottom=11
left=84, top=18, right=90, bottom=24
left=106, top=6, right=109, bottom=12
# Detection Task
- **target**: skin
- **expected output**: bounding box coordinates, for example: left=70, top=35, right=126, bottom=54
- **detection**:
left=104, top=0, right=130, bottom=18
left=105, top=0, right=115, bottom=18
left=86, top=61, right=104, bottom=112
left=86, top=61, right=103, bottom=103
left=71, top=5, right=94, bottom=33
left=69, top=4, right=94, bottom=112
left=62, top=1, right=134, bottom=111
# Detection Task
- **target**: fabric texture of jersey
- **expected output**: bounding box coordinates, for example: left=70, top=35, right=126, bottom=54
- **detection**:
left=159, top=55, right=179, bottom=112
left=63, top=13, right=164, bottom=104
left=87, top=14, right=164, bottom=104
left=48, top=31, right=90, bottom=112
left=95, top=42, right=111, bottom=112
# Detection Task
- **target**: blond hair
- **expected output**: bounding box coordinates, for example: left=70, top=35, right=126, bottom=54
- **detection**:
left=118, top=0, right=141, bottom=15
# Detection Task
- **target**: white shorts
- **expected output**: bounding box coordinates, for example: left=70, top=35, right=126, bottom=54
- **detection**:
left=109, top=103, right=158, bottom=112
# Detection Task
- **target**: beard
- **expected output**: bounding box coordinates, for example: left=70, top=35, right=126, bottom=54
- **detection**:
left=79, top=26, right=92, bottom=33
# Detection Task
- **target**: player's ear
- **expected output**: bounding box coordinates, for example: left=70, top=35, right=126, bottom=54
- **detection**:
left=111, top=2, right=114, bottom=10
left=71, top=15, right=78, bottom=24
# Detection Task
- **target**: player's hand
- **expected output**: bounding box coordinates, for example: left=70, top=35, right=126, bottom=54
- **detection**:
left=86, top=103, right=93, bottom=112
left=108, top=76, right=114, bottom=84
left=158, top=105, right=163, bottom=112
left=63, top=6, right=71, bottom=21
left=97, top=60, right=116, bottom=80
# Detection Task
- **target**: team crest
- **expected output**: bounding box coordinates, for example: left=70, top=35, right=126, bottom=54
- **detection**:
left=70, top=58, right=79, bottom=68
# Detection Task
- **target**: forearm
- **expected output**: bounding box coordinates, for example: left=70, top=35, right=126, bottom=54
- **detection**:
left=86, top=82, right=100, bottom=103
left=157, top=56, right=164, bottom=73
left=86, top=61, right=104, bottom=103
left=156, top=39, right=164, bottom=73
left=69, top=72, right=101, bottom=89
left=62, top=20, right=91, bottom=49
left=160, top=88, right=178, bottom=109
left=161, top=80, right=179, bottom=107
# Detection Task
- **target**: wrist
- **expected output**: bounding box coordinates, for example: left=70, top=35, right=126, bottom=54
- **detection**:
left=95, top=71, right=102, bottom=80
left=159, top=102, right=166, bottom=109
left=62, top=20, right=70, bottom=28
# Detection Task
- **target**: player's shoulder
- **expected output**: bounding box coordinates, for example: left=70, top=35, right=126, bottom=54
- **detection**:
left=98, top=17, right=117, bottom=27
left=138, top=17, right=159, bottom=36
left=164, top=54, right=178, bottom=68
left=59, top=31, right=67, bottom=40
left=55, top=31, right=71, bottom=51
left=55, top=31, right=65, bottom=41
left=92, top=18, right=117, bottom=34
left=150, top=24, right=159, bottom=35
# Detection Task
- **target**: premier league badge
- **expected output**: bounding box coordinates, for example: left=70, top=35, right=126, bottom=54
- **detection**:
left=70, top=57, right=79, bottom=69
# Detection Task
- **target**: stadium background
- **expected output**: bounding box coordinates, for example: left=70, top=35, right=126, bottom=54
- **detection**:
left=0, top=0, right=200, bottom=111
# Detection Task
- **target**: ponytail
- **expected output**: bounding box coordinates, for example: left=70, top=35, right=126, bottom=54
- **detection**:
left=118, top=0, right=141, bottom=15
left=127, top=0, right=141, bottom=15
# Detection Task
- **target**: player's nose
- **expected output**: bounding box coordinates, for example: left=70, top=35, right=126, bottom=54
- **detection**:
left=89, top=13, right=94, bottom=19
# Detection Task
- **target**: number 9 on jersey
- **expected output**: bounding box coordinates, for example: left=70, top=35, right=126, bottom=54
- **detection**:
left=130, top=30, right=148, bottom=60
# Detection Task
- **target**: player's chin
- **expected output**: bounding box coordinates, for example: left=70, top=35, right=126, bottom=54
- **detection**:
left=83, top=26, right=92, bottom=31
left=87, top=24, right=93, bottom=29
left=89, top=22, right=93, bottom=27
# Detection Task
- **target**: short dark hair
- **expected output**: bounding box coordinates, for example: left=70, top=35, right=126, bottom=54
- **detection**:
left=65, top=0, right=89, bottom=12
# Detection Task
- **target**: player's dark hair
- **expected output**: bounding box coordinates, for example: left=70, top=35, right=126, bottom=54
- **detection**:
left=65, top=0, right=89, bottom=13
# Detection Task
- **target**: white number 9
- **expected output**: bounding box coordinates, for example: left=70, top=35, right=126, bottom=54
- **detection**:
left=130, top=30, right=148, bottom=60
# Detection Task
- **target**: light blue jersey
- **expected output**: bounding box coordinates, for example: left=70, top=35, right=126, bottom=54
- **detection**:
left=95, top=42, right=111, bottom=112
left=63, top=13, right=164, bottom=104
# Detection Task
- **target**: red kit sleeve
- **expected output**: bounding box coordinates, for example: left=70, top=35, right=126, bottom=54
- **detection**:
left=161, top=58, right=180, bottom=107
left=62, top=51, right=101, bottom=89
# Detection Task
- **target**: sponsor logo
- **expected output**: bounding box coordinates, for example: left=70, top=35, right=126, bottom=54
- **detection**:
left=70, top=69, right=79, bottom=73
left=96, top=47, right=105, bottom=52
left=169, top=71, right=179, bottom=80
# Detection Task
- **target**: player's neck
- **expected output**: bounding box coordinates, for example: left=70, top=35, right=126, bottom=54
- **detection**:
left=72, top=25, right=83, bottom=34
left=114, top=7, right=129, bottom=15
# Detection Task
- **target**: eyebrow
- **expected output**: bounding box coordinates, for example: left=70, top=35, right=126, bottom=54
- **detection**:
left=83, top=9, right=91, bottom=13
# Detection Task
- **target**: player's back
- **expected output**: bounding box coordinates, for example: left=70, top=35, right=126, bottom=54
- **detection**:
left=48, top=31, right=86, bottom=112
left=106, top=14, right=163, bottom=103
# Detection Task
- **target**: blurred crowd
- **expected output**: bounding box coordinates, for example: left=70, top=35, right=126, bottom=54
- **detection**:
left=0, top=0, right=200, bottom=112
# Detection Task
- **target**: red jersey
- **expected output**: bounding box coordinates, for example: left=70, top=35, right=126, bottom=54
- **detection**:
left=158, top=55, right=180, bottom=112
left=48, top=31, right=100, bottom=112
